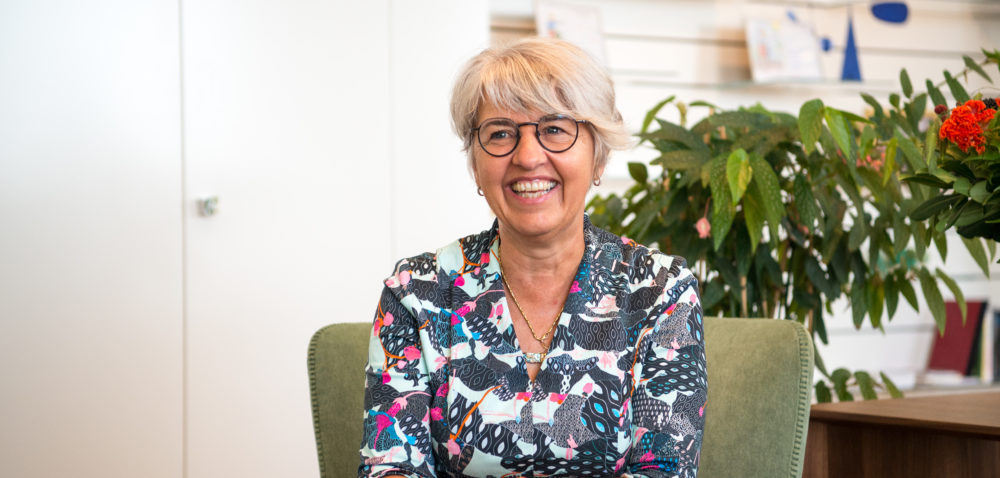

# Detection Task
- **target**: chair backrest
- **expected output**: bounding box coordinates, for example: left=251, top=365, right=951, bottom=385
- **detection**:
left=308, top=318, right=814, bottom=478
left=308, top=322, right=370, bottom=478
left=700, top=317, right=814, bottom=478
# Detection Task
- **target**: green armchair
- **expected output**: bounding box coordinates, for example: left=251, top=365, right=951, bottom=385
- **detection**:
left=309, top=317, right=813, bottom=477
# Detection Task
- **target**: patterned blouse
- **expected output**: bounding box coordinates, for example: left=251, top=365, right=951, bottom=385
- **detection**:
left=360, top=217, right=707, bottom=478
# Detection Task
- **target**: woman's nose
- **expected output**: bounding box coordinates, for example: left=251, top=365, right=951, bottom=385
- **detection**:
left=511, top=128, right=546, bottom=168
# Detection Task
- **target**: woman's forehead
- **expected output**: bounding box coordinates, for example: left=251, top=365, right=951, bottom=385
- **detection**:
left=477, top=101, right=559, bottom=123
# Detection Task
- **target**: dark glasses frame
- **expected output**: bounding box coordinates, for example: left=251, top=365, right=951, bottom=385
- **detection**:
left=470, top=114, right=589, bottom=157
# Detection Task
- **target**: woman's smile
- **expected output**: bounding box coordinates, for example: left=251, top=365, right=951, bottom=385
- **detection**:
left=509, top=178, right=558, bottom=200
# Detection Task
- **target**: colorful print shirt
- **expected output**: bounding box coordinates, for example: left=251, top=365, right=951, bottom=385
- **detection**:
left=360, top=218, right=707, bottom=478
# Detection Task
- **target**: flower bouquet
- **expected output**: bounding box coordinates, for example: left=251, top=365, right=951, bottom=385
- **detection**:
left=907, top=97, right=1000, bottom=243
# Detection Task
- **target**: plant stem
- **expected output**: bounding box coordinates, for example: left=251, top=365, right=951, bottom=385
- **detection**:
left=806, top=282, right=815, bottom=335
left=740, top=276, right=748, bottom=318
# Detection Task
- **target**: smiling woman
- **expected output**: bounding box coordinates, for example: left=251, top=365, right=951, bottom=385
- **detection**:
left=355, top=38, right=707, bottom=478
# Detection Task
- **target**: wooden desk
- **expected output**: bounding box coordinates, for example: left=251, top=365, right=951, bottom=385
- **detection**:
left=803, top=391, right=1000, bottom=478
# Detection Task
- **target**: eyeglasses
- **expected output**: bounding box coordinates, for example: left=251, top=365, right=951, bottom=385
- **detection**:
left=471, top=114, right=588, bottom=157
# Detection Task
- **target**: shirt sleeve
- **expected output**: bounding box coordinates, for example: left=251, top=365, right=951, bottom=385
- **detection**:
left=626, top=264, right=707, bottom=478
left=358, top=270, right=436, bottom=478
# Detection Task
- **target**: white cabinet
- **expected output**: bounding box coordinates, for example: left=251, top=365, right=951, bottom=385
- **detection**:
left=0, top=1, right=184, bottom=477
left=181, top=2, right=393, bottom=477
left=1, top=1, right=489, bottom=477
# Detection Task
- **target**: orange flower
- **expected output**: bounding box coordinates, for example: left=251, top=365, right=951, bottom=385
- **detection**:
left=939, top=99, right=995, bottom=154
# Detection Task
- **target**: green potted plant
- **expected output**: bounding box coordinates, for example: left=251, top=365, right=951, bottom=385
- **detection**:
left=588, top=49, right=1000, bottom=402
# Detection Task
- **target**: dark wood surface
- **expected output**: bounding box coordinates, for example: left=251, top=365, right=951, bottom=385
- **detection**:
left=804, top=391, right=1000, bottom=478
left=810, top=390, right=1000, bottom=439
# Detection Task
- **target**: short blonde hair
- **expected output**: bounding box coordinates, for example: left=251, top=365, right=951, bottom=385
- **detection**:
left=450, top=38, right=631, bottom=174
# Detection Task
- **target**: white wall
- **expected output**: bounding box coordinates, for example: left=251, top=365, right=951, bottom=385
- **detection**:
left=388, top=3, right=494, bottom=260
left=0, top=1, right=184, bottom=476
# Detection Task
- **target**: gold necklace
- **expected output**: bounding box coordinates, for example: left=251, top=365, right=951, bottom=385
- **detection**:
left=495, top=243, right=565, bottom=344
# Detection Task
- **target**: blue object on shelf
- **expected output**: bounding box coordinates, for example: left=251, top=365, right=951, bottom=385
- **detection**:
left=871, top=2, right=909, bottom=24
left=821, top=36, right=832, bottom=52
left=841, top=16, right=862, bottom=81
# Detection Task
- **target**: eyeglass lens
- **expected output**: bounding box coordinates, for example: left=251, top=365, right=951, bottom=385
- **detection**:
left=477, top=115, right=580, bottom=156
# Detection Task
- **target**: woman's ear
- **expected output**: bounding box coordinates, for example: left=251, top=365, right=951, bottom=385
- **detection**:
left=593, top=163, right=606, bottom=184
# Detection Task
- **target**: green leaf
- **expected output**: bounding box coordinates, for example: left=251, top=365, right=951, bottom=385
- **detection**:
left=963, top=55, right=991, bottom=82
left=885, top=274, right=899, bottom=318
left=855, top=371, right=878, bottom=400
left=805, top=256, right=838, bottom=297
left=933, top=230, right=948, bottom=261
left=688, top=100, right=719, bottom=109
left=644, top=119, right=708, bottom=152
left=748, top=153, right=785, bottom=242
left=910, top=194, right=962, bottom=221
left=918, top=268, right=946, bottom=335
left=943, top=70, right=970, bottom=104
left=824, top=108, right=853, bottom=161
left=653, top=150, right=710, bottom=170
left=605, top=196, right=624, bottom=222
left=898, top=274, right=919, bottom=312
left=868, top=282, right=885, bottom=329
left=743, top=186, right=766, bottom=252
left=962, top=236, right=991, bottom=278
left=793, top=174, right=819, bottom=231
left=892, top=212, right=911, bottom=256
left=701, top=280, right=726, bottom=311
left=880, top=372, right=904, bottom=399
left=900, top=68, right=913, bottom=98
left=831, top=368, right=854, bottom=402
left=935, top=268, right=967, bottom=325
left=799, top=99, right=825, bottom=154
left=969, top=181, right=990, bottom=204
left=895, top=131, right=927, bottom=171
left=953, top=177, right=972, bottom=196
left=815, top=381, right=832, bottom=403
left=627, top=162, right=648, bottom=183
left=851, top=282, right=867, bottom=328
left=709, top=110, right=771, bottom=130
left=926, top=79, right=947, bottom=109
left=726, top=149, right=752, bottom=205
left=848, top=217, right=867, bottom=251
left=902, top=173, right=952, bottom=188
left=882, top=137, right=897, bottom=186
left=710, top=156, right=736, bottom=251
left=628, top=200, right=658, bottom=239
left=814, top=348, right=830, bottom=378
left=861, top=93, right=883, bottom=117
left=640, top=96, right=675, bottom=136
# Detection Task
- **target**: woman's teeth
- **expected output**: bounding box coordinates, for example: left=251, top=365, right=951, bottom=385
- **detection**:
left=511, top=180, right=556, bottom=198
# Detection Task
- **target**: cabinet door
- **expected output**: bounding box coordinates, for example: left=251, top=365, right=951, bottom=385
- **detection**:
left=181, top=2, right=393, bottom=477
left=0, top=1, right=183, bottom=477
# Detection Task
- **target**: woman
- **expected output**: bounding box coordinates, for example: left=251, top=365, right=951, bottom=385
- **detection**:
left=360, top=38, right=706, bottom=478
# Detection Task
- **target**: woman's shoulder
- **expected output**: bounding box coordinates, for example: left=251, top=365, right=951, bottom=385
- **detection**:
left=385, top=222, right=497, bottom=290
left=585, top=218, right=691, bottom=283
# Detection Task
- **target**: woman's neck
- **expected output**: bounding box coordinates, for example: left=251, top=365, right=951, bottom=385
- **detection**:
left=496, top=218, right=585, bottom=285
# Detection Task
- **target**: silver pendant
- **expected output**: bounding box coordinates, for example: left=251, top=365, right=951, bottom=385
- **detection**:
left=524, top=352, right=545, bottom=364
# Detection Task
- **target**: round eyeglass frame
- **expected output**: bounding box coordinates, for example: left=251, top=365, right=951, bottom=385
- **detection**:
left=470, top=114, right=589, bottom=157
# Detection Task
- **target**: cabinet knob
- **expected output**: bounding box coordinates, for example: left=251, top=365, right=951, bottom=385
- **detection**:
left=197, top=196, right=219, bottom=217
